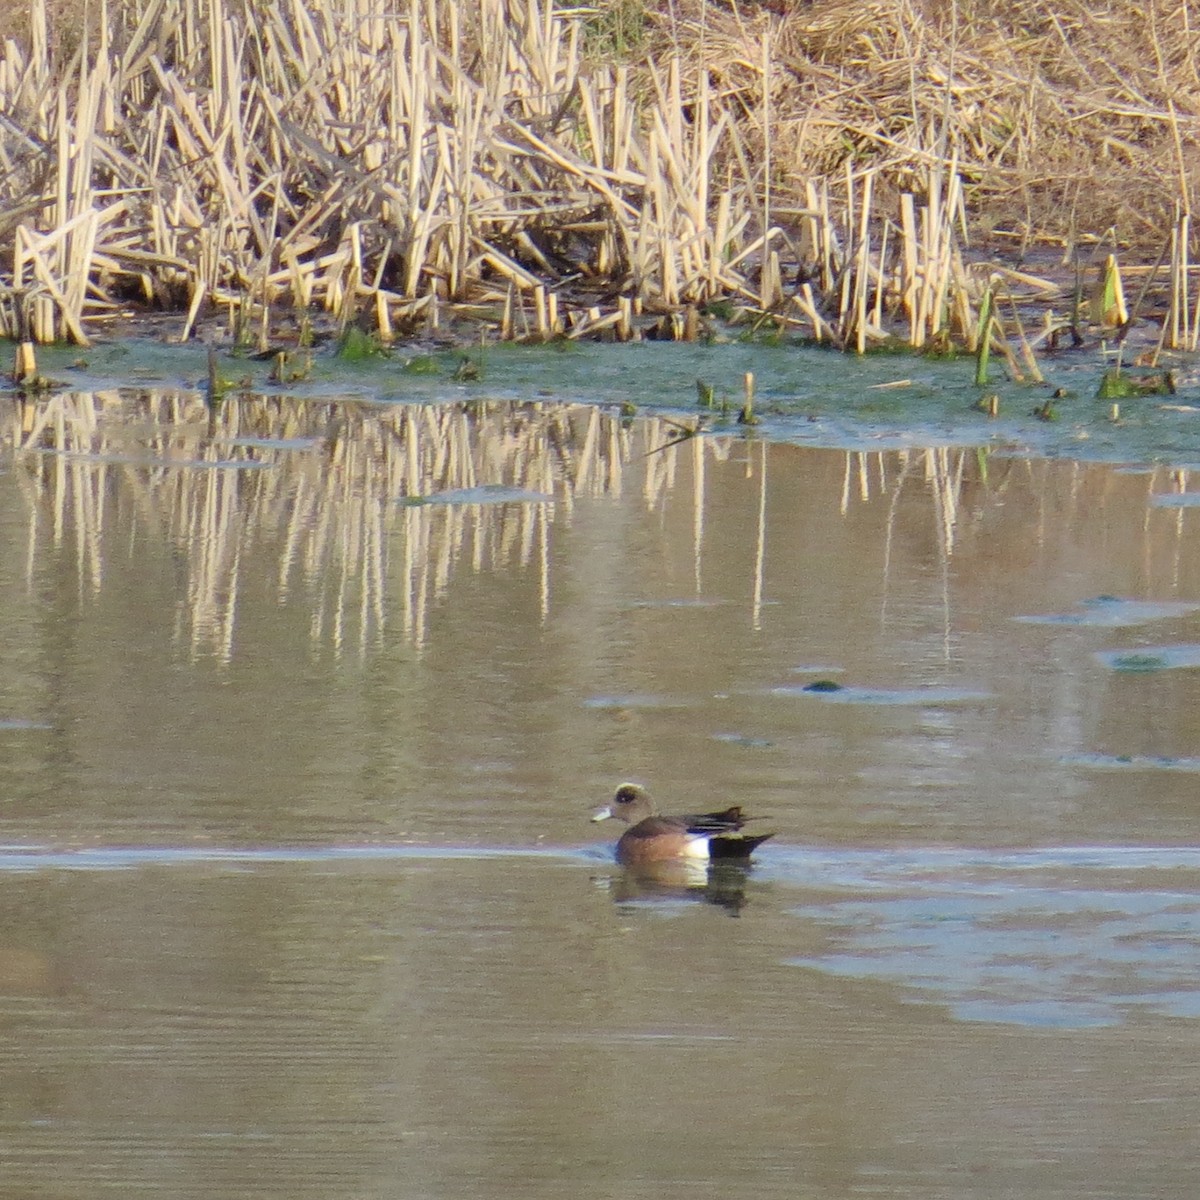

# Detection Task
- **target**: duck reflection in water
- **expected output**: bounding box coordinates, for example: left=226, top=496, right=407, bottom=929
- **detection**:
left=591, top=783, right=775, bottom=915
left=603, top=858, right=762, bottom=915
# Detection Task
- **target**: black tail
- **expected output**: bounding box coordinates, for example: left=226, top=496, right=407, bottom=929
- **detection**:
left=708, top=831, right=774, bottom=860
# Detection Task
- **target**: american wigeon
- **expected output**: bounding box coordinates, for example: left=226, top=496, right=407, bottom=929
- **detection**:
left=591, top=783, right=775, bottom=866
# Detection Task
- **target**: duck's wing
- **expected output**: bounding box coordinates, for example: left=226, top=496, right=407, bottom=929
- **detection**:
left=678, top=806, right=748, bottom=835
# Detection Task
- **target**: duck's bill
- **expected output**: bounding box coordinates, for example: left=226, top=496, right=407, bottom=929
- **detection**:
left=590, top=805, right=614, bottom=823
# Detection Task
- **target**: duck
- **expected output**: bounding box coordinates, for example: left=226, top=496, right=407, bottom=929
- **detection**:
left=591, top=783, right=775, bottom=867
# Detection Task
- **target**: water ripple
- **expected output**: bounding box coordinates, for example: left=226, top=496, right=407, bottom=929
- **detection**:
left=780, top=845, right=1200, bottom=1028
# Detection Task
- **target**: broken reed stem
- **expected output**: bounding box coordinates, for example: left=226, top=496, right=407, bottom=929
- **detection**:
left=13, top=340, right=38, bottom=384
left=1168, top=206, right=1193, bottom=351
left=1003, top=293, right=1044, bottom=384
left=739, top=370, right=759, bottom=425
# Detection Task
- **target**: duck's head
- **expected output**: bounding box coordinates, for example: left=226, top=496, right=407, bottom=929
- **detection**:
left=591, top=783, right=654, bottom=825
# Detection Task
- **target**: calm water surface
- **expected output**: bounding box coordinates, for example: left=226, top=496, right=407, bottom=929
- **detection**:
left=1, top=382, right=1200, bottom=1197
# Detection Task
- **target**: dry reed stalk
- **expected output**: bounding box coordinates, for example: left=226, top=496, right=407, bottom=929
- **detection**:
left=837, top=168, right=876, bottom=352
left=788, top=283, right=830, bottom=342
left=872, top=218, right=891, bottom=332
left=1000, top=290, right=1045, bottom=384
left=800, top=179, right=839, bottom=294
left=893, top=161, right=972, bottom=347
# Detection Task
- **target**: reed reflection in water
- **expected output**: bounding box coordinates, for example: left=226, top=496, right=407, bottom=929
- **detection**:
left=8, top=391, right=639, bottom=659
left=5, top=389, right=1198, bottom=668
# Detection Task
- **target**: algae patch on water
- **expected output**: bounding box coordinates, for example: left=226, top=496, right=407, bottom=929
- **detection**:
left=1095, top=644, right=1200, bottom=672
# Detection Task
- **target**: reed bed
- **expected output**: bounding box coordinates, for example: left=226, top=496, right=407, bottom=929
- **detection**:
left=0, top=0, right=1196, bottom=351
